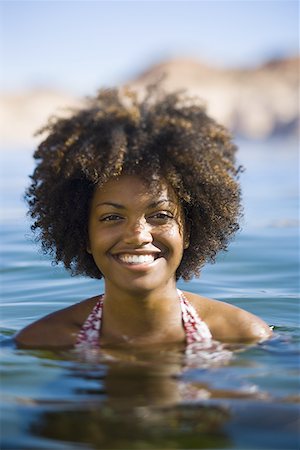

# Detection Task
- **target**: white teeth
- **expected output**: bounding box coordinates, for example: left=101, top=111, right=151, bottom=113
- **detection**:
left=118, top=254, right=156, bottom=264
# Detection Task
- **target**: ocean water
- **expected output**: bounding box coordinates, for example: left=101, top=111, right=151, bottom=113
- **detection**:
left=0, top=137, right=299, bottom=450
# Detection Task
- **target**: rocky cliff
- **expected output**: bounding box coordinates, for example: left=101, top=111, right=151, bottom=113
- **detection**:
left=131, top=56, right=299, bottom=139
left=1, top=56, right=298, bottom=149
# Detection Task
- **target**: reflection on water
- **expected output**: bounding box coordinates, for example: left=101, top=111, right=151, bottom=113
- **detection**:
left=2, top=338, right=299, bottom=450
left=30, top=349, right=231, bottom=449
left=32, top=400, right=231, bottom=449
left=1, top=137, right=299, bottom=450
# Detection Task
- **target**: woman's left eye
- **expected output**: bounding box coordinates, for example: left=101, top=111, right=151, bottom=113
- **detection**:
left=149, top=212, right=174, bottom=221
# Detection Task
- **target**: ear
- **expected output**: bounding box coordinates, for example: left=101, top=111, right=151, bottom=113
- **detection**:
left=184, top=237, right=190, bottom=249
left=183, top=223, right=190, bottom=249
left=86, top=240, right=92, bottom=254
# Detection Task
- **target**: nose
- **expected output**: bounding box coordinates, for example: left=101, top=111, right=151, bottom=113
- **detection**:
left=123, top=218, right=153, bottom=245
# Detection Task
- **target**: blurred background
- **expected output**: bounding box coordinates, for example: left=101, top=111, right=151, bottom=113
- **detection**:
left=0, top=0, right=299, bottom=148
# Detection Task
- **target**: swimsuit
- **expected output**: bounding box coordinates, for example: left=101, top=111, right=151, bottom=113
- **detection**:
left=76, top=289, right=212, bottom=349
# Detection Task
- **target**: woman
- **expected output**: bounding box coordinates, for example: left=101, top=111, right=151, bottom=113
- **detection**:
left=15, top=86, right=272, bottom=349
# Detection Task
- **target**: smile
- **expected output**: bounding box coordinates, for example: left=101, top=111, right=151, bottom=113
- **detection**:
left=115, top=253, right=160, bottom=265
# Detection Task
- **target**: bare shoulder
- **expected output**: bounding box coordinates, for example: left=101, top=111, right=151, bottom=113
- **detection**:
left=183, top=290, right=272, bottom=343
left=14, top=296, right=100, bottom=349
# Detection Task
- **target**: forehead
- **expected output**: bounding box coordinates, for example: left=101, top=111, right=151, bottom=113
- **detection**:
left=92, top=174, right=179, bottom=205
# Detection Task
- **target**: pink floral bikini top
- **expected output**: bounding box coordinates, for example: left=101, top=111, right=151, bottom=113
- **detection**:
left=76, top=289, right=212, bottom=349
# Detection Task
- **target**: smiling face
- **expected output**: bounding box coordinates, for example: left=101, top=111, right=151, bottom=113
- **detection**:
left=87, top=175, right=187, bottom=297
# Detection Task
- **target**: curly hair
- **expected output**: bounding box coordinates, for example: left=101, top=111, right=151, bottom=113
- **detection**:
left=26, top=86, right=242, bottom=281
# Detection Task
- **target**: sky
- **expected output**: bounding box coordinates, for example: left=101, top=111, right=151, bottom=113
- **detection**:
left=1, top=0, right=299, bottom=95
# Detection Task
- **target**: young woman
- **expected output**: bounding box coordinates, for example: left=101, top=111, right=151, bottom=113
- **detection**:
left=15, top=87, right=272, bottom=349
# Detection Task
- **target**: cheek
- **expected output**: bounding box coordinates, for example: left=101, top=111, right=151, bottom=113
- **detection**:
left=161, top=224, right=185, bottom=250
left=165, top=226, right=177, bottom=237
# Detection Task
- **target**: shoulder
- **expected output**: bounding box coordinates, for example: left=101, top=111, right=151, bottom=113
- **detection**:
left=14, top=296, right=100, bottom=349
left=183, top=290, right=272, bottom=343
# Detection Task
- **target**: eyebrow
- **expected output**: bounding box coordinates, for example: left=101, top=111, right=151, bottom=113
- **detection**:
left=148, top=199, right=177, bottom=208
left=95, top=202, right=125, bottom=209
left=95, top=199, right=176, bottom=209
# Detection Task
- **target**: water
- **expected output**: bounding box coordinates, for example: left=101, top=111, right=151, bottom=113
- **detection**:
left=1, top=137, right=299, bottom=449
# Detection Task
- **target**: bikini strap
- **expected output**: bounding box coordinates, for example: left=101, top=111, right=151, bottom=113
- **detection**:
left=76, top=294, right=104, bottom=348
left=178, top=289, right=212, bottom=344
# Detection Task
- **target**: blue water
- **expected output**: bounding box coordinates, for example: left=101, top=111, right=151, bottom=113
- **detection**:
left=0, top=137, right=299, bottom=449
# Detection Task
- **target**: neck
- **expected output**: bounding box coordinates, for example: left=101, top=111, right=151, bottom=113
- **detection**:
left=105, top=280, right=179, bottom=313
left=101, top=281, right=183, bottom=344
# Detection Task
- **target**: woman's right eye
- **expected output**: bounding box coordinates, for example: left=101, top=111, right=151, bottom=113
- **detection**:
left=100, top=214, right=123, bottom=222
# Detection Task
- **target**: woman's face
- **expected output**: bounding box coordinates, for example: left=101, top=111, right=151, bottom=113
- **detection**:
left=87, top=174, right=187, bottom=296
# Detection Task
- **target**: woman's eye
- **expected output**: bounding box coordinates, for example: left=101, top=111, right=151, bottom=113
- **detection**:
left=100, top=214, right=123, bottom=222
left=150, top=212, right=174, bottom=221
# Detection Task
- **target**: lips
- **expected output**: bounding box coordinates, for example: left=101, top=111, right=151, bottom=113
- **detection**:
left=113, top=252, right=161, bottom=265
